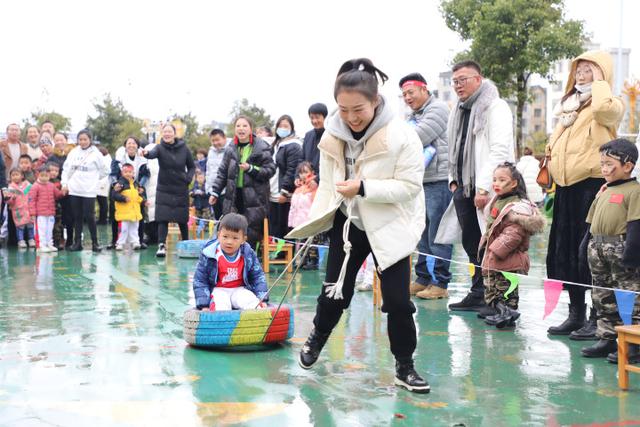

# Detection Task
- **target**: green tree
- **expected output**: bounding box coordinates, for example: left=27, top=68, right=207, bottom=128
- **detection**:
left=441, top=0, right=585, bottom=155
left=23, top=110, right=72, bottom=133
left=227, top=98, right=273, bottom=136
left=85, top=94, right=138, bottom=152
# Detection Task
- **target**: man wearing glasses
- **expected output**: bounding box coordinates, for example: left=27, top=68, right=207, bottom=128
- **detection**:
left=443, top=60, right=515, bottom=314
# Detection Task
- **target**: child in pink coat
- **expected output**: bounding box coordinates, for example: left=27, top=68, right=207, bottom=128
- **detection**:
left=3, top=168, right=34, bottom=248
left=288, top=162, right=317, bottom=228
left=29, top=166, right=65, bottom=252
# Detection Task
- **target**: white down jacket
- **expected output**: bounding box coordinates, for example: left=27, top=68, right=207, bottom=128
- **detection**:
left=286, top=117, right=425, bottom=271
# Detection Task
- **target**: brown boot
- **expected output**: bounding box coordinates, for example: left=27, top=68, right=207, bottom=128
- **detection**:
left=410, top=283, right=430, bottom=295
left=416, top=286, right=449, bottom=300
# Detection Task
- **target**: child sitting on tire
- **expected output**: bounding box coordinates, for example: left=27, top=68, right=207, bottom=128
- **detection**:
left=193, top=213, right=268, bottom=311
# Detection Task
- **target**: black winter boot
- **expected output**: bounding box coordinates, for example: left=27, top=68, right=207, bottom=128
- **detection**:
left=581, top=339, right=617, bottom=358
left=607, top=344, right=640, bottom=364
left=477, top=304, right=498, bottom=319
left=547, top=304, right=586, bottom=335
left=299, top=329, right=331, bottom=369
left=92, top=242, right=102, bottom=253
left=569, top=306, right=597, bottom=340
left=485, top=302, right=520, bottom=328
left=394, top=358, right=430, bottom=394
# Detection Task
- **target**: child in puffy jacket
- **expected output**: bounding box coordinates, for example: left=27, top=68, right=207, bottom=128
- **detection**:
left=111, top=163, right=144, bottom=250
left=480, top=162, right=545, bottom=328
left=193, top=213, right=268, bottom=311
left=3, top=168, right=34, bottom=248
left=28, top=166, right=65, bottom=252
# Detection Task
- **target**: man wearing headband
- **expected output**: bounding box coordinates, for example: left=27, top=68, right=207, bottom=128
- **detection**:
left=399, top=73, right=453, bottom=301
left=580, top=138, right=640, bottom=362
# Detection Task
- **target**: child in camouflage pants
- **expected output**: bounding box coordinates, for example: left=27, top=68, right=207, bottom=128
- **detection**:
left=581, top=139, right=640, bottom=362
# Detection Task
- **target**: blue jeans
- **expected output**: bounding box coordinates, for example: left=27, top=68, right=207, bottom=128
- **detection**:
left=16, top=224, right=34, bottom=242
left=415, top=181, right=453, bottom=289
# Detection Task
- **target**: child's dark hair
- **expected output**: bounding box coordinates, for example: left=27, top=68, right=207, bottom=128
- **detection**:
left=37, top=165, right=49, bottom=174
left=334, top=58, right=388, bottom=102
left=600, top=138, right=639, bottom=165
left=46, top=162, right=60, bottom=172
left=196, top=148, right=208, bottom=156
left=495, top=162, right=528, bottom=200
left=209, top=128, right=225, bottom=138
left=296, top=161, right=314, bottom=176
left=219, top=213, right=248, bottom=235
left=9, top=168, right=23, bottom=177
left=19, top=154, right=32, bottom=162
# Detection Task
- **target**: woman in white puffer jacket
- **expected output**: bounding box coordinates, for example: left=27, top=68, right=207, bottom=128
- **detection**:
left=287, top=58, right=429, bottom=394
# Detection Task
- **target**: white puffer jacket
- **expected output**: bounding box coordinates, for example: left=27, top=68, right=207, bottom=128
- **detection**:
left=286, top=118, right=425, bottom=271
left=516, top=155, right=543, bottom=203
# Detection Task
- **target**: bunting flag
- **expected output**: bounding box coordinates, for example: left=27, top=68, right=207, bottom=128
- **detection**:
left=614, top=289, right=637, bottom=325
left=318, top=246, right=327, bottom=266
left=209, top=220, right=215, bottom=238
left=270, top=239, right=285, bottom=259
left=543, top=279, right=564, bottom=319
left=426, top=256, right=437, bottom=283
left=502, top=272, right=519, bottom=299
left=468, top=263, right=475, bottom=277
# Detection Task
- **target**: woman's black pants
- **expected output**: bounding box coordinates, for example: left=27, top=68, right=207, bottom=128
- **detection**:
left=312, top=209, right=417, bottom=359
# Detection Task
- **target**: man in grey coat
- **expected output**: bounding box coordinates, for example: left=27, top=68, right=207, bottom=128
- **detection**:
left=400, top=73, right=453, bottom=300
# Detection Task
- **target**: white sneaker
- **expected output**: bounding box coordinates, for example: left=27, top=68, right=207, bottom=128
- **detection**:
left=28, top=239, right=36, bottom=248
left=17, top=240, right=27, bottom=249
left=48, top=245, right=58, bottom=252
left=115, top=244, right=124, bottom=251
left=37, top=246, right=51, bottom=253
left=132, top=243, right=141, bottom=250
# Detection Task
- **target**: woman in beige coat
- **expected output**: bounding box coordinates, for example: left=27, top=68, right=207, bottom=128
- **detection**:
left=545, top=50, right=624, bottom=338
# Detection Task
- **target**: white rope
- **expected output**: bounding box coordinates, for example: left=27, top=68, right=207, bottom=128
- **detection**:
left=323, top=199, right=357, bottom=300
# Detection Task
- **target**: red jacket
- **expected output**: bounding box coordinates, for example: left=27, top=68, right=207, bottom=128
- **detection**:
left=28, top=181, right=63, bottom=217
left=479, top=197, right=545, bottom=275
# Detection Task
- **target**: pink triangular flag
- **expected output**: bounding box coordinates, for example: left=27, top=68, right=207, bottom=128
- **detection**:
left=543, top=279, right=564, bottom=319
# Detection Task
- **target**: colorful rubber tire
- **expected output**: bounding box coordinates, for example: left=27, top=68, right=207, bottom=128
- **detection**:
left=183, top=304, right=295, bottom=347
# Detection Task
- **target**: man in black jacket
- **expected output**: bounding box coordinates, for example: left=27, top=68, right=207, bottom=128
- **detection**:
left=302, top=103, right=327, bottom=182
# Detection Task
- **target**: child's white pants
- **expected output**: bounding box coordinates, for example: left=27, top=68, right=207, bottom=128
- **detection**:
left=211, top=287, right=260, bottom=310
left=116, top=221, right=140, bottom=246
left=36, top=216, right=54, bottom=248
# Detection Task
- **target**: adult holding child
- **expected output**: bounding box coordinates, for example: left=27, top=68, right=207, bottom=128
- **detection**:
left=287, top=58, right=429, bottom=393
left=545, top=50, right=624, bottom=339
left=142, top=123, right=195, bottom=258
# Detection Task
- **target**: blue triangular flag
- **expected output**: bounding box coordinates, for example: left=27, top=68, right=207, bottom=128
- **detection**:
left=426, top=256, right=437, bottom=283
left=614, top=289, right=637, bottom=325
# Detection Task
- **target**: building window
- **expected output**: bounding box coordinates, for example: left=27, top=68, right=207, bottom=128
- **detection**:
left=534, top=108, right=542, bottom=118
left=535, top=125, right=541, bottom=132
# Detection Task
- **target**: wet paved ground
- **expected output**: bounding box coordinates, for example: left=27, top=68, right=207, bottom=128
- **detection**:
left=1, top=228, right=640, bottom=426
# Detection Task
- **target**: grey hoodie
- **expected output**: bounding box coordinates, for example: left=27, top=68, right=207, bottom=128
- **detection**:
left=325, top=96, right=395, bottom=229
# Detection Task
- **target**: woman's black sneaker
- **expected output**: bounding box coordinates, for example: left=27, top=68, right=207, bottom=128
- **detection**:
left=394, top=358, right=430, bottom=394
left=298, top=329, right=330, bottom=369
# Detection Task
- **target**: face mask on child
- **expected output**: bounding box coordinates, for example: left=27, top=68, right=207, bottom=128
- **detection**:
left=276, top=128, right=291, bottom=138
